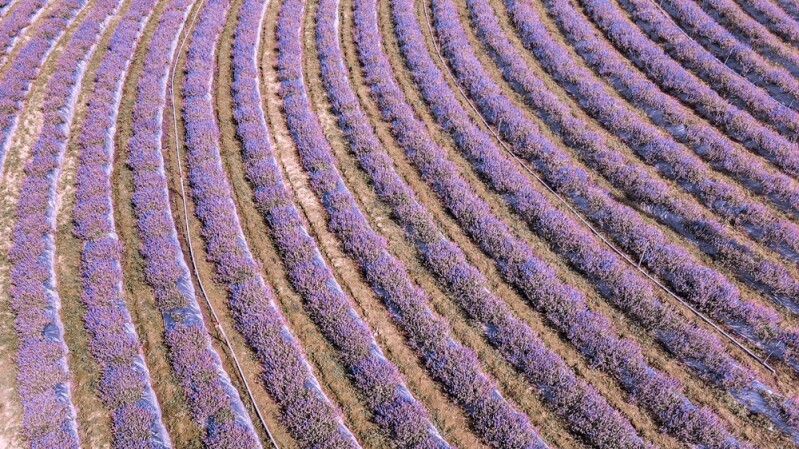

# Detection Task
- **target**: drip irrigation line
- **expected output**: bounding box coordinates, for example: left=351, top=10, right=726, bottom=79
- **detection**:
left=418, top=0, right=775, bottom=374
left=168, top=0, right=281, bottom=446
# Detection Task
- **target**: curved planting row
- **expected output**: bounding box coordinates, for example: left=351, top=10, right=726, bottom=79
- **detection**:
left=0, top=0, right=47, bottom=65
left=356, top=0, right=760, bottom=446
left=184, top=0, right=364, bottom=446
left=506, top=1, right=799, bottom=256
left=732, top=0, right=799, bottom=45
left=775, top=0, right=799, bottom=19
left=697, top=0, right=799, bottom=75
left=316, top=0, right=658, bottom=447
left=0, top=0, right=86, bottom=174
left=515, top=0, right=799, bottom=221
left=450, top=0, right=799, bottom=375
left=478, top=0, right=799, bottom=351
left=395, top=0, right=799, bottom=439
left=574, top=0, right=799, bottom=177
left=0, top=0, right=13, bottom=16
left=658, top=0, right=799, bottom=109
left=126, top=0, right=264, bottom=445
left=239, top=0, right=449, bottom=445
left=466, top=0, right=799, bottom=328
left=72, top=0, right=172, bottom=446
left=613, top=0, right=799, bottom=137
left=277, top=0, right=549, bottom=447
left=9, top=0, right=122, bottom=445
left=524, top=0, right=799, bottom=266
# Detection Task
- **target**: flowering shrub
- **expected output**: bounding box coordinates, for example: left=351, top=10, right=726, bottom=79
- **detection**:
left=483, top=0, right=799, bottom=313
left=0, top=0, right=47, bottom=65
left=529, top=0, right=799, bottom=263
left=577, top=0, right=799, bottom=176
left=657, top=0, right=799, bottom=109
left=428, top=0, right=799, bottom=436
left=315, top=0, right=654, bottom=447
left=413, top=0, right=799, bottom=439
left=127, top=0, right=262, bottom=445
left=184, top=0, right=360, bottom=446
left=352, top=0, right=787, bottom=445
left=238, top=0, right=453, bottom=445
left=72, top=0, right=172, bottom=446
left=9, top=0, right=124, bottom=446
left=695, top=0, right=799, bottom=75
left=0, top=0, right=84, bottom=172
left=464, top=0, right=799, bottom=364
left=618, top=0, right=799, bottom=138
left=276, top=0, right=549, bottom=446
left=730, top=0, right=799, bottom=45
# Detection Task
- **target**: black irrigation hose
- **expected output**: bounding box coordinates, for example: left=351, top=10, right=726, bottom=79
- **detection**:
left=168, top=1, right=280, bottom=446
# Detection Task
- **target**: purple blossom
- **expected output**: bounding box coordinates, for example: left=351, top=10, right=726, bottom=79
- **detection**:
left=657, top=0, right=799, bottom=109
left=576, top=0, right=799, bottom=176
left=463, top=0, right=799, bottom=365
left=0, top=0, right=47, bottom=66
left=697, top=0, right=799, bottom=76
left=316, top=0, right=654, bottom=446
left=9, top=0, right=124, bottom=446
left=353, top=0, right=781, bottom=444
left=730, top=0, right=799, bottom=45
left=275, top=0, right=548, bottom=446
left=72, top=0, right=171, bottom=445
left=185, top=0, right=361, bottom=446
left=126, top=0, right=262, bottom=445
left=0, top=0, right=85, bottom=173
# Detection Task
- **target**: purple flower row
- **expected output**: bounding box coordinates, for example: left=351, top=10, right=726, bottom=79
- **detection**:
left=0, top=0, right=12, bottom=16
left=616, top=0, right=799, bottom=137
left=528, top=1, right=799, bottom=270
left=72, top=0, right=172, bottom=446
left=358, top=0, right=752, bottom=446
left=127, top=0, right=262, bottom=445
left=0, top=0, right=85, bottom=173
left=278, top=0, right=549, bottom=446
left=732, top=0, right=799, bottom=46
left=697, top=0, right=799, bottom=75
left=577, top=0, right=799, bottom=177
left=455, top=0, right=799, bottom=378
left=316, top=0, right=657, bottom=446
left=0, top=0, right=47, bottom=65
left=530, top=0, right=799, bottom=300
left=430, top=0, right=799, bottom=433
left=466, top=0, right=799, bottom=363
left=774, top=0, right=799, bottom=20
left=185, top=0, right=364, bottom=446
left=659, top=0, right=799, bottom=109
left=424, top=0, right=799, bottom=439
left=531, top=0, right=799, bottom=250
left=9, top=0, right=122, bottom=445
left=406, top=0, right=798, bottom=439
left=241, top=0, right=450, bottom=444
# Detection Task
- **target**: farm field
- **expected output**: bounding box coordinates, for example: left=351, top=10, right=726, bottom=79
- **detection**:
left=0, top=0, right=798, bottom=446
